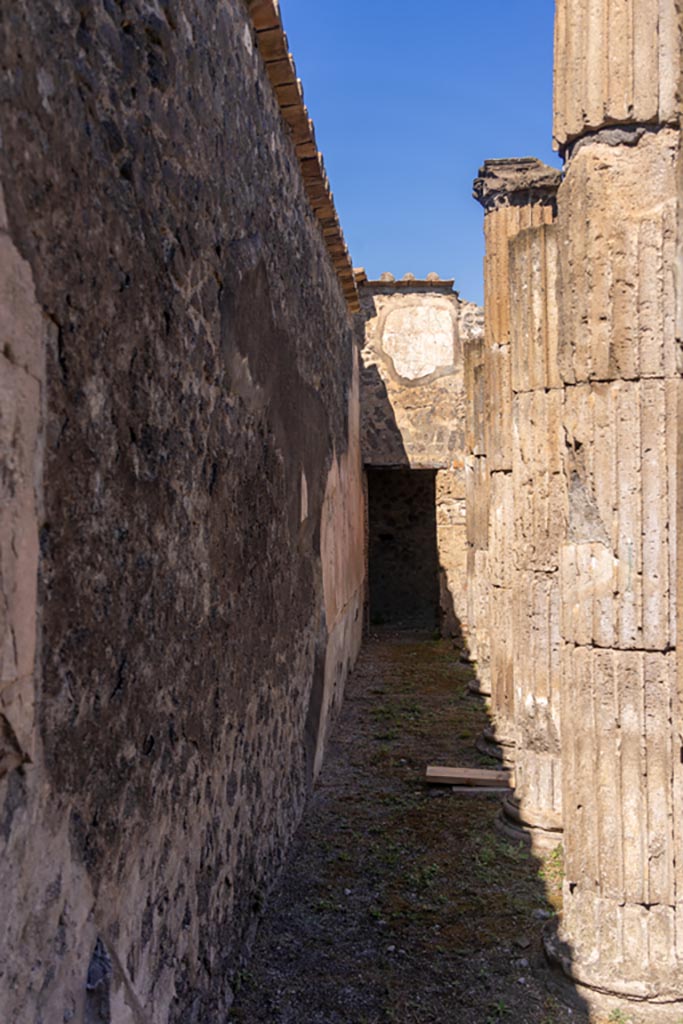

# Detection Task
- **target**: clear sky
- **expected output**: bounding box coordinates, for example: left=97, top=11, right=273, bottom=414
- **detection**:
left=280, top=1, right=561, bottom=306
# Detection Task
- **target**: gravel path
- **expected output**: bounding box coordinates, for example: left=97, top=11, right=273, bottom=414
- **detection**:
left=229, top=634, right=591, bottom=1024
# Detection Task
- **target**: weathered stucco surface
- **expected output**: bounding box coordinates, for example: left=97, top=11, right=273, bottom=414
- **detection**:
left=359, top=280, right=482, bottom=473
left=0, top=2, right=363, bottom=1020
left=0, top=182, right=46, bottom=779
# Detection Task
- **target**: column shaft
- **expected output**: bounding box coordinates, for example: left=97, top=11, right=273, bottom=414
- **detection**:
left=553, top=0, right=679, bottom=150
left=548, top=48, right=683, bottom=1006
left=500, top=222, right=565, bottom=852
left=473, top=160, right=561, bottom=762
left=465, top=334, right=491, bottom=693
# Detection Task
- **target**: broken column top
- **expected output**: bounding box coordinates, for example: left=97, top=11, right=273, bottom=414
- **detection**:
left=472, top=158, right=562, bottom=212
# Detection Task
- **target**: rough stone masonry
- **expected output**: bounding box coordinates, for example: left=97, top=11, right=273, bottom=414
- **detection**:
left=0, top=1, right=363, bottom=1020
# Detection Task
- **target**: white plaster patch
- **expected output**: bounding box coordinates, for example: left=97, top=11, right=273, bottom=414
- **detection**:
left=180, top=11, right=194, bottom=42
left=381, top=305, right=454, bottom=379
left=242, top=22, right=254, bottom=55
left=300, top=469, right=309, bottom=522
left=37, top=69, right=54, bottom=112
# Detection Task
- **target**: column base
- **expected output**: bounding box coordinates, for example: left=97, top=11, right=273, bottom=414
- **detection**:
left=467, top=676, right=492, bottom=698
left=495, top=794, right=562, bottom=854
left=543, top=918, right=683, bottom=1023
left=476, top=725, right=515, bottom=765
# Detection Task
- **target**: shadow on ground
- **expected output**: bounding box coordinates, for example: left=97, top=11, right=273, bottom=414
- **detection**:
left=229, top=631, right=591, bottom=1024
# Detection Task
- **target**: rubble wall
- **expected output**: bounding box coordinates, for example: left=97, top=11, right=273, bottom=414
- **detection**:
left=0, top=1, right=363, bottom=1021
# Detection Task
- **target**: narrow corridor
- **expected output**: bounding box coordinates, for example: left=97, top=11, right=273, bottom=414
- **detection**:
left=230, top=634, right=585, bottom=1024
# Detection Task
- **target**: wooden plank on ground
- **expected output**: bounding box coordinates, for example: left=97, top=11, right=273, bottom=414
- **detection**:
left=450, top=786, right=511, bottom=798
left=425, top=765, right=512, bottom=787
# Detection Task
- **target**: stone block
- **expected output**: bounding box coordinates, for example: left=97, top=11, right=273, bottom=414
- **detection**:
left=436, top=467, right=466, bottom=505
left=485, top=343, right=512, bottom=472
left=513, top=389, right=565, bottom=573
left=560, top=378, right=675, bottom=651
left=511, top=571, right=562, bottom=830
left=509, top=223, right=560, bottom=393
left=557, top=130, right=679, bottom=383
left=562, top=647, right=677, bottom=905
left=464, top=335, right=486, bottom=457
left=466, top=546, right=491, bottom=667
left=481, top=196, right=557, bottom=351
left=465, top=454, right=488, bottom=551
left=489, top=584, right=515, bottom=744
left=559, top=645, right=682, bottom=998
left=487, top=471, right=514, bottom=589
left=436, top=469, right=468, bottom=634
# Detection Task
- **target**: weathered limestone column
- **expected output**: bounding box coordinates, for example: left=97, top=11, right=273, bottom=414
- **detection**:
left=472, top=161, right=560, bottom=762
left=497, top=220, right=565, bottom=852
left=546, top=2, right=683, bottom=1016
left=464, top=334, right=491, bottom=693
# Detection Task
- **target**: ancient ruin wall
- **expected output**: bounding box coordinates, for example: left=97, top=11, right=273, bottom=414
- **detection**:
left=0, top=2, right=363, bottom=1021
left=358, top=278, right=483, bottom=638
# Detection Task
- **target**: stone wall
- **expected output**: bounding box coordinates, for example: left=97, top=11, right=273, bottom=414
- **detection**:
left=359, top=276, right=483, bottom=638
left=0, top=2, right=364, bottom=1021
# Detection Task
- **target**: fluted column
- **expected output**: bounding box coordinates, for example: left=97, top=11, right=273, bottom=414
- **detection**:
left=464, top=334, right=491, bottom=695
left=546, top=1, right=683, bottom=1015
left=472, top=160, right=561, bottom=763
left=553, top=0, right=679, bottom=151
left=498, top=221, right=565, bottom=853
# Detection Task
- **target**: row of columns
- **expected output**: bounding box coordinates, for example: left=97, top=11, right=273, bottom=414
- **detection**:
left=464, top=0, right=683, bottom=1016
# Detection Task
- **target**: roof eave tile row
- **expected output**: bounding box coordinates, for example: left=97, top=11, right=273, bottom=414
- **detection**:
left=247, top=0, right=360, bottom=313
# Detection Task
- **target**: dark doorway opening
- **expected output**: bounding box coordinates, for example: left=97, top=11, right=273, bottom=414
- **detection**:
left=367, top=468, right=439, bottom=630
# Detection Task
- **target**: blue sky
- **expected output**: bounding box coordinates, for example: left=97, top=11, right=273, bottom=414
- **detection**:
left=281, top=1, right=561, bottom=306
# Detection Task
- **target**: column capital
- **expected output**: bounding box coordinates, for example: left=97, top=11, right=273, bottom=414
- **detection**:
left=473, top=158, right=561, bottom=213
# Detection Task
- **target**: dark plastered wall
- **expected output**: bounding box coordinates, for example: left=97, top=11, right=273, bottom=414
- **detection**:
left=367, top=469, right=439, bottom=630
left=0, top=1, right=357, bottom=1020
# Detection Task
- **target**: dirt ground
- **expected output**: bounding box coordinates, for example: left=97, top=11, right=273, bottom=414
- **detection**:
left=229, top=633, right=592, bottom=1024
